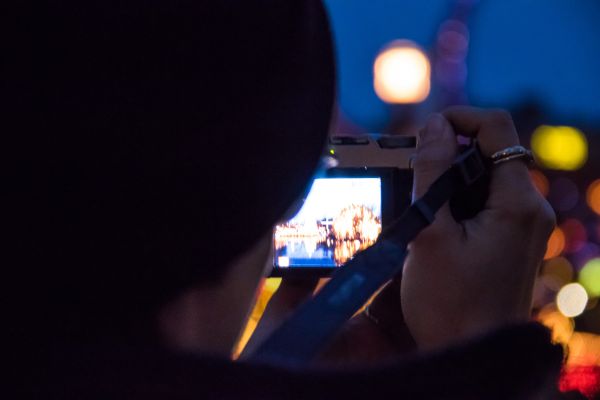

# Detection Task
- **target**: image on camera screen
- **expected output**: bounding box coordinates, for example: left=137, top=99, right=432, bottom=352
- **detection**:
left=274, top=177, right=382, bottom=268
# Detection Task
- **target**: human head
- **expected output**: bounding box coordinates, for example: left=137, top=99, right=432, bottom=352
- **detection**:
left=2, top=0, right=335, bottom=345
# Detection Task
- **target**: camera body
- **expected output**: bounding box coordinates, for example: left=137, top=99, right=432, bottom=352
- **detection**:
left=326, top=134, right=416, bottom=169
left=270, top=134, right=416, bottom=277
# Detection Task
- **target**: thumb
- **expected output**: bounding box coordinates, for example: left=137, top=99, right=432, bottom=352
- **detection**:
left=411, top=113, right=460, bottom=238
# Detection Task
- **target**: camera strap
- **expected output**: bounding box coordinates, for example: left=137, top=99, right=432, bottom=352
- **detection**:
left=251, top=145, right=487, bottom=366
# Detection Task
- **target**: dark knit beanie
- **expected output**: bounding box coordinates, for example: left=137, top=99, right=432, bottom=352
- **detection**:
left=1, top=0, right=335, bottom=342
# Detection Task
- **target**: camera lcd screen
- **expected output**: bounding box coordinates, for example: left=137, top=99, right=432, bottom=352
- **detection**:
left=273, top=177, right=382, bottom=269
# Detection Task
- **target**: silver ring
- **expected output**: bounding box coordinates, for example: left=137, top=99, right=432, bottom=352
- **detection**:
left=490, top=145, right=534, bottom=165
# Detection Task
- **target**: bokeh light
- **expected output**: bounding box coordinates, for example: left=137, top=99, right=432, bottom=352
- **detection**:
left=233, top=277, right=282, bottom=358
left=434, top=20, right=469, bottom=89
left=579, top=258, right=600, bottom=297
left=557, top=283, right=589, bottom=317
left=586, top=179, right=600, bottom=216
left=531, top=125, right=588, bottom=171
left=529, top=170, right=549, bottom=197
left=541, top=256, right=574, bottom=290
left=437, top=20, right=469, bottom=55
left=561, top=219, right=587, bottom=254
left=548, top=177, right=579, bottom=212
left=544, top=227, right=566, bottom=260
left=374, top=40, right=431, bottom=104
left=566, top=332, right=600, bottom=366
left=571, top=242, right=600, bottom=272
left=560, top=365, right=600, bottom=398
left=586, top=296, right=599, bottom=311
left=537, top=304, right=574, bottom=345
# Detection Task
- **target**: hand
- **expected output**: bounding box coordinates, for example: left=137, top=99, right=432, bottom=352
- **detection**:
left=401, top=107, right=555, bottom=349
left=243, top=277, right=414, bottom=365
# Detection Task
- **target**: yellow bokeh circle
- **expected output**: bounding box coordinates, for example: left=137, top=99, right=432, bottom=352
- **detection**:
left=531, top=125, right=587, bottom=171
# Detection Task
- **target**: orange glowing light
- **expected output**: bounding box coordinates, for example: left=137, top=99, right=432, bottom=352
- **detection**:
left=567, top=332, right=600, bottom=366
left=537, top=304, right=574, bottom=344
left=544, top=227, right=566, bottom=260
left=233, top=278, right=282, bottom=359
left=374, top=40, right=431, bottom=104
left=529, top=170, right=549, bottom=197
left=586, top=179, right=600, bottom=216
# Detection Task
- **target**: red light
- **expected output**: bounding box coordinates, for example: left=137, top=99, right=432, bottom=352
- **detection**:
left=559, top=365, right=600, bottom=399
left=561, top=219, right=587, bottom=254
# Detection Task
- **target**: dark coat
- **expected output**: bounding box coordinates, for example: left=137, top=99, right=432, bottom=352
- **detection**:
left=18, top=323, right=578, bottom=399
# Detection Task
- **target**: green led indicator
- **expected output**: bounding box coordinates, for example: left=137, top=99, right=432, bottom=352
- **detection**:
left=329, top=149, right=335, bottom=155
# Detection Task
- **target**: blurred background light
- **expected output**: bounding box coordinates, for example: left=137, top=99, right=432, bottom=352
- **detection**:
left=572, top=242, right=600, bottom=272
left=324, top=0, right=600, bottom=130
left=544, top=227, right=566, bottom=260
left=537, top=303, right=574, bottom=344
left=586, top=179, right=600, bottom=216
left=541, top=256, right=574, bottom=290
left=437, top=19, right=469, bottom=58
left=233, top=278, right=282, bottom=358
left=560, top=365, right=600, bottom=399
left=557, top=283, right=589, bottom=317
left=579, top=258, right=600, bottom=297
left=529, top=170, right=550, bottom=197
left=548, top=177, right=580, bottom=212
left=434, top=19, right=469, bottom=97
left=531, top=125, right=588, bottom=171
left=586, top=296, right=599, bottom=311
left=373, top=40, right=431, bottom=104
left=566, top=332, right=600, bottom=367
left=561, top=219, right=588, bottom=254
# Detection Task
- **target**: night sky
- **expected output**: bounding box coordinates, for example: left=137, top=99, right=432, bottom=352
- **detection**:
left=324, top=0, right=600, bottom=130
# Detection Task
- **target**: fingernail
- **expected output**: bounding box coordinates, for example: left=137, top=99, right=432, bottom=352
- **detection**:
left=420, top=113, right=444, bottom=143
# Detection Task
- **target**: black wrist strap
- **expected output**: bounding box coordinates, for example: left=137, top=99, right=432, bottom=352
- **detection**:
left=251, top=145, right=487, bottom=366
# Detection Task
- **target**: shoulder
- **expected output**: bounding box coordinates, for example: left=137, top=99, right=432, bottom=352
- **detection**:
left=21, top=323, right=562, bottom=400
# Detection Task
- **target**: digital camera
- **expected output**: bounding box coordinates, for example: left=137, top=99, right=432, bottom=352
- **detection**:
left=270, top=134, right=416, bottom=277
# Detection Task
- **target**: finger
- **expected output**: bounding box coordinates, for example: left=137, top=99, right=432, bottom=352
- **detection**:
left=412, top=113, right=461, bottom=239
left=442, top=106, right=537, bottom=211
left=442, top=106, right=520, bottom=156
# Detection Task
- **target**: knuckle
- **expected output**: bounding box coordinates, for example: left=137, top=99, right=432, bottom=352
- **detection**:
left=486, top=109, right=514, bottom=127
left=412, top=155, right=443, bottom=173
left=511, top=194, right=555, bottom=233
